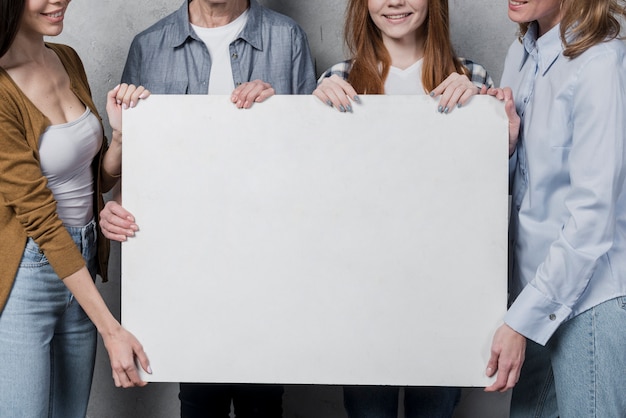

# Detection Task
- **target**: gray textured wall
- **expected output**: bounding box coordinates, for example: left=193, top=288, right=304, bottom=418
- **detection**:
left=53, top=1, right=517, bottom=417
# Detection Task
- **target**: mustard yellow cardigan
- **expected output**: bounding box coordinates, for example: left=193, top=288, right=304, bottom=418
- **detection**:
left=0, top=43, right=112, bottom=312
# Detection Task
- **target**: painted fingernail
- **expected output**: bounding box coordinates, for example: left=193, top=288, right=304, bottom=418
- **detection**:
left=353, top=95, right=361, bottom=103
left=444, top=107, right=450, bottom=114
left=438, top=105, right=444, bottom=113
left=339, top=105, right=346, bottom=113
left=326, top=100, right=333, bottom=107
left=457, top=103, right=462, bottom=108
left=346, top=104, right=353, bottom=112
left=430, top=91, right=435, bottom=97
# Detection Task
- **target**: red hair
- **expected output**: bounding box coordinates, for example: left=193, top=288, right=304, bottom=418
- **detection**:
left=344, top=0, right=467, bottom=94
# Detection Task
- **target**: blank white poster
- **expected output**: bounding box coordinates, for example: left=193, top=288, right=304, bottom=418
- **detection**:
left=121, top=95, right=509, bottom=386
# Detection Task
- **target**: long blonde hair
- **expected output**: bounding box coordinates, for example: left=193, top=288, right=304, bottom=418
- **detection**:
left=344, top=0, right=468, bottom=94
left=519, top=0, right=626, bottom=58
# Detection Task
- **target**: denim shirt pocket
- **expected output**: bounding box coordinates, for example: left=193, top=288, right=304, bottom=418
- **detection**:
left=20, top=238, right=49, bottom=268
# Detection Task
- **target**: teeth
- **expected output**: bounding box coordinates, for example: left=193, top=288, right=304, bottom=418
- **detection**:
left=510, top=0, right=525, bottom=5
left=386, top=13, right=410, bottom=19
left=45, top=11, right=63, bottom=18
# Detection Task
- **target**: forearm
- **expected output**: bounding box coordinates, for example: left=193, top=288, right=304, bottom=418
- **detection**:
left=101, top=131, right=123, bottom=191
left=63, top=266, right=122, bottom=337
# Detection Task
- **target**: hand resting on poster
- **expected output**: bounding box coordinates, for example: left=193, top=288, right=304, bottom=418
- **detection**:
left=313, top=72, right=488, bottom=114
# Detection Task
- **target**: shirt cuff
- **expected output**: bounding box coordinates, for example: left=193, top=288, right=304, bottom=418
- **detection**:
left=504, top=284, right=572, bottom=345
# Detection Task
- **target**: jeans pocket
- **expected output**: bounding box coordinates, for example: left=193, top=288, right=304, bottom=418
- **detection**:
left=19, top=238, right=49, bottom=268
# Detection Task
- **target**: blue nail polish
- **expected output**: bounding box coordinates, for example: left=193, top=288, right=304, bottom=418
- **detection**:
left=353, top=95, right=361, bottom=103
left=326, top=100, right=333, bottom=107
left=339, top=105, right=346, bottom=112
left=438, top=105, right=443, bottom=113
left=444, top=107, right=450, bottom=114
left=457, top=103, right=462, bottom=108
left=430, top=92, right=435, bottom=97
left=347, top=104, right=353, bottom=112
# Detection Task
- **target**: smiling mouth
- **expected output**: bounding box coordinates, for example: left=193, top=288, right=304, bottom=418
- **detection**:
left=384, top=13, right=412, bottom=20
left=509, top=1, right=527, bottom=5
left=43, top=11, right=64, bottom=18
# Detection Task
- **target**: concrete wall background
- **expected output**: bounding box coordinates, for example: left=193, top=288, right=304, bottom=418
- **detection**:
left=53, top=1, right=517, bottom=416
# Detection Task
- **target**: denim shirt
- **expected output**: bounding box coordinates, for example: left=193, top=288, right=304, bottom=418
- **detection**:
left=121, top=0, right=316, bottom=95
left=502, top=23, right=626, bottom=345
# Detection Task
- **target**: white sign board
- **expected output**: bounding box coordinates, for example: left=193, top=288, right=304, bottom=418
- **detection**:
left=122, top=95, right=509, bottom=386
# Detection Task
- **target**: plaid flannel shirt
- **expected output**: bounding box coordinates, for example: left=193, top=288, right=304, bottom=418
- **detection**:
left=318, top=58, right=494, bottom=89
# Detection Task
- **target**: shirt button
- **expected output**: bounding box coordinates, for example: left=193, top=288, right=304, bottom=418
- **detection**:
left=549, top=314, right=556, bottom=321
left=235, top=82, right=242, bottom=86
left=232, top=53, right=238, bottom=59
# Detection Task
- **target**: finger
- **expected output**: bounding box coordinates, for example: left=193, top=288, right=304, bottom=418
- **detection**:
left=106, top=201, right=136, bottom=223
left=438, top=86, right=467, bottom=114
left=313, top=88, right=333, bottom=108
left=430, top=73, right=456, bottom=97
left=118, top=84, right=139, bottom=109
left=317, top=78, right=355, bottom=113
left=457, top=86, right=482, bottom=108
left=254, top=86, right=275, bottom=103
left=240, top=83, right=268, bottom=108
left=232, top=81, right=269, bottom=107
left=330, top=75, right=359, bottom=102
left=136, top=347, right=152, bottom=376
left=124, top=362, right=147, bottom=387
left=100, top=219, right=134, bottom=241
left=112, top=371, right=121, bottom=388
left=128, top=86, right=147, bottom=108
left=115, top=83, right=130, bottom=106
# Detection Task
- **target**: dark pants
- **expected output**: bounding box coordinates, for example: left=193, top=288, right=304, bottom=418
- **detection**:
left=343, top=386, right=460, bottom=418
left=179, top=383, right=283, bottom=418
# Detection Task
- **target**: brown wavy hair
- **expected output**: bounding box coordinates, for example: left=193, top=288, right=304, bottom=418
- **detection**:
left=344, top=0, right=468, bottom=94
left=0, top=0, right=25, bottom=58
left=518, top=0, right=626, bottom=58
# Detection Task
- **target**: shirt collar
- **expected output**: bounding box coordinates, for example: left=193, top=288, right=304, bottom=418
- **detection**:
left=168, top=0, right=263, bottom=50
left=519, top=22, right=563, bottom=75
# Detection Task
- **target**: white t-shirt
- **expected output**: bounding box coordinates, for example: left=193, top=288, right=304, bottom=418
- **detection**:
left=384, top=58, right=425, bottom=95
left=191, top=10, right=249, bottom=94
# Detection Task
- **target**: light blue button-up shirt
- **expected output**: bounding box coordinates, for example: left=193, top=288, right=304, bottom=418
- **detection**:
left=502, top=23, right=626, bottom=345
left=121, top=0, right=316, bottom=95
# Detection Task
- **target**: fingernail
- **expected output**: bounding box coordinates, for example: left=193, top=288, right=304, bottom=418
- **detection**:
left=326, top=100, right=333, bottom=107
left=444, top=107, right=450, bottom=114
left=339, top=105, right=346, bottom=113
left=430, top=91, right=435, bottom=97
left=122, top=103, right=128, bottom=110
left=113, top=84, right=120, bottom=91
left=457, top=103, right=462, bottom=108
left=130, top=101, right=135, bottom=108
left=346, top=104, right=353, bottom=112
left=353, top=95, right=361, bottom=103
left=438, top=105, right=444, bottom=113
left=147, top=365, right=153, bottom=374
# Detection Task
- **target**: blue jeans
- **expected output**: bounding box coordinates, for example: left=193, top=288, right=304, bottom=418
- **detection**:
left=179, top=383, right=283, bottom=418
left=343, top=386, right=460, bottom=418
left=0, top=221, right=98, bottom=418
left=510, top=296, right=626, bottom=418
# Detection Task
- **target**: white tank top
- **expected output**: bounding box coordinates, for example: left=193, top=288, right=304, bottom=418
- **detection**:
left=39, top=108, right=103, bottom=227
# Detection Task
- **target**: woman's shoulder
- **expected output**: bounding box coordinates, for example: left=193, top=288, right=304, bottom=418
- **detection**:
left=318, top=60, right=353, bottom=83
left=45, top=43, right=81, bottom=63
left=458, top=57, right=495, bottom=88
